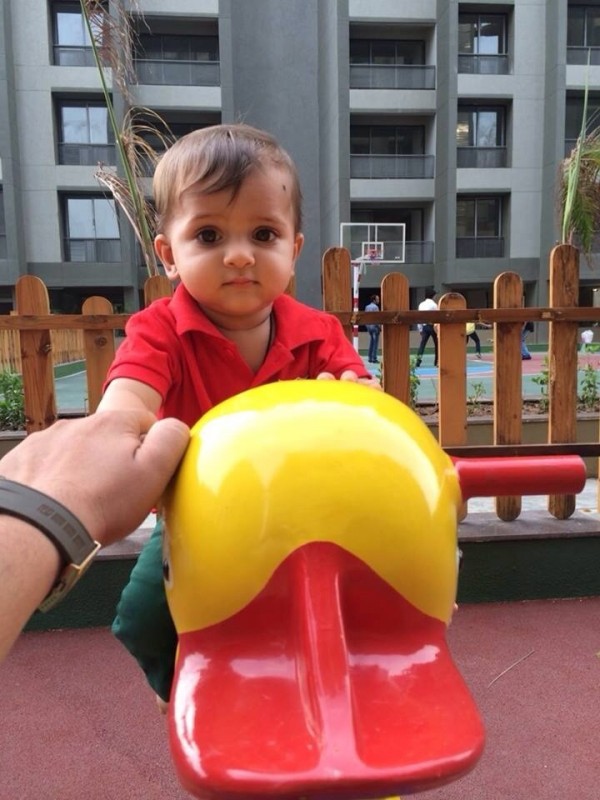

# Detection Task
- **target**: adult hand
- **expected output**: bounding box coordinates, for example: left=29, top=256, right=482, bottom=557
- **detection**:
left=0, top=411, right=190, bottom=547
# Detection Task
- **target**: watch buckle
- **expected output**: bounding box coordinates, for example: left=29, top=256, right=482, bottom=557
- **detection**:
left=38, top=541, right=101, bottom=613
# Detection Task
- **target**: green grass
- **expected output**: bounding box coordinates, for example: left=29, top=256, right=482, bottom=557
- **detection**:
left=54, top=360, right=86, bottom=379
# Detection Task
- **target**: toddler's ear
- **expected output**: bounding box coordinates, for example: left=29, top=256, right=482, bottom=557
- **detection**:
left=154, top=234, right=177, bottom=279
left=293, top=233, right=304, bottom=263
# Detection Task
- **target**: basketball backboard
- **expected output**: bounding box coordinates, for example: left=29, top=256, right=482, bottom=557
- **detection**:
left=340, top=223, right=406, bottom=266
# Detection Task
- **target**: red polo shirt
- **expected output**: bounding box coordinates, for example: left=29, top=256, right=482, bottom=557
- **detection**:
left=105, top=285, right=370, bottom=427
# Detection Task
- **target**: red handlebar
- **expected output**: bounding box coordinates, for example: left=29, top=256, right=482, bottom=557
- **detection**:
left=452, top=456, right=587, bottom=501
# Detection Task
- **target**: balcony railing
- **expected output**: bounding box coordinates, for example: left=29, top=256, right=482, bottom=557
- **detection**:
left=457, top=146, right=507, bottom=168
left=0, top=234, right=6, bottom=259
left=458, top=54, right=509, bottom=75
left=456, top=237, right=504, bottom=258
left=567, top=46, right=600, bottom=66
left=349, top=64, right=435, bottom=90
left=58, top=143, right=116, bottom=167
left=65, top=238, right=121, bottom=263
left=350, top=154, right=434, bottom=179
left=405, top=240, right=434, bottom=264
left=134, top=58, right=220, bottom=86
left=53, top=46, right=95, bottom=67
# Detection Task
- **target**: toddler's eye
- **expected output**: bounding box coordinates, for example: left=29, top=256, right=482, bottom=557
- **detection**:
left=198, top=228, right=219, bottom=243
left=255, top=228, right=276, bottom=242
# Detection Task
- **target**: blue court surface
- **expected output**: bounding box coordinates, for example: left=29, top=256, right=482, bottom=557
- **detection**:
left=53, top=351, right=580, bottom=413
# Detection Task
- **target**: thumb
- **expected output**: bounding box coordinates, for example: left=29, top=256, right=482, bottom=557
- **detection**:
left=136, top=417, right=190, bottom=490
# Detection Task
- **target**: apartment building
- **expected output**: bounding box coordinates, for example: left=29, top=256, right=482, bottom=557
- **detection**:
left=0, top=0, right=598, bottom=315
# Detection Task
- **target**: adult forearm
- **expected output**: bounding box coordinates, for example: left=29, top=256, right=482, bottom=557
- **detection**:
left=0, top=518, right=61, bottom=660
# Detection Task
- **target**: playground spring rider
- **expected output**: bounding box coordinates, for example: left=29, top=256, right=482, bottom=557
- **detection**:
left=162, top=380, right=585, bottom=799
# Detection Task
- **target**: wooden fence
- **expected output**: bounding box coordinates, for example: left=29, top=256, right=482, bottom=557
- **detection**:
left=1, top=244, right=599, bottom=522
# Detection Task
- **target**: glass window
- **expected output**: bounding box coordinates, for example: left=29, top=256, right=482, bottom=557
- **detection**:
left=59, top=102, right=112, bottom=145
left=568, top=6, right=600, bottom=47
left=65, top=197, right=118, bottom=238
left=457, top=107, right=505, bottom=147
left=565, top=93, right=600, bottom=139
left=138, top=34, right=219, bottom=62
left=52, top=2, right=106, bottom=66
left=458, top=13, right=507, bottom=55
left=456, top=197, right=501, bottom=237
left=349, top=39, right=425, bottom=66
left=350, top=125, right=425, bottom=155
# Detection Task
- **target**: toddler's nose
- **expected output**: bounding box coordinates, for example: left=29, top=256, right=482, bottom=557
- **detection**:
left=224, top=239, right=255, bottom=268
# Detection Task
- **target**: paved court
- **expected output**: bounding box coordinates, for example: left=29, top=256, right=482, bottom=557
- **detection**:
left=54, top=349, right=600, bottom=412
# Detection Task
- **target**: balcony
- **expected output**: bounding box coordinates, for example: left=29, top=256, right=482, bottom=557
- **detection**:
left=58, top=143, right=116, bottom=167
left=53, top=46, right=95, bottom=67
left=134, top=59, right=220, bottom=86
left=567, top=47, right=600, bottom=66
left=405, top=240, right=434, bottom=264
left=65, top=238, right=121, bottom=262
left=456, top=237, right=504, bottom=258
left=457, top=146, right=507, bottom=169
left=349, top=64, right=435, bottom=90
left=351, top=154, right=434, bottom=179
left=458, top=54, right=509, bottom=75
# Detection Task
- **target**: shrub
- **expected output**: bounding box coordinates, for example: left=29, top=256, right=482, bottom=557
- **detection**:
left=0, top=371, right=25, bottom=430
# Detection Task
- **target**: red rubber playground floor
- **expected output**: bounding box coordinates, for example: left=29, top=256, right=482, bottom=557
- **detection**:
left=2, top=596, right=600, bottom=800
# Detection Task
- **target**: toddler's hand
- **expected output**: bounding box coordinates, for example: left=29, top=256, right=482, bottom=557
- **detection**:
left=316, top=370, right=382, bottom=391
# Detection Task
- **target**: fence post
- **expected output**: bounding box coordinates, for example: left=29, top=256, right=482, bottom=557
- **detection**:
left=82, top=296, right=116, bottom=413
left=322, top=247, right=353, bottom=343
left=494, top=272, right=524, bottom=521
left=438, top=292, right=467, bottom=516
left=144, top=275, right=173, bottom=306
left=15, top=276, right=57, bottom=433
left=548, top=244, right=579, bottom=519
left=381, top=273, right=409, bottom=402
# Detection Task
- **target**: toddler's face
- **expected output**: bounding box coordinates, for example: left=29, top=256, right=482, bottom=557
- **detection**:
left=154, top=165, right=303, bottom=329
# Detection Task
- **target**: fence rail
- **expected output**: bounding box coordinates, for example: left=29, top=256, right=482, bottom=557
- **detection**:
left=1, top=246, right=598, bottom=524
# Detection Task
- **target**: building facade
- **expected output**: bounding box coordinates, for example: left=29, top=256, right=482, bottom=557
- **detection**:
left=0, top=0, right=598, bottom=315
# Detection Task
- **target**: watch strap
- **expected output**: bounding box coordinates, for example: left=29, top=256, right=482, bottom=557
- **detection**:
left=0, top=477, right=100, bottom=612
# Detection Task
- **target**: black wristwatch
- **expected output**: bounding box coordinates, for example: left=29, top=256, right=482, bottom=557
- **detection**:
left=0, top=478, right=101, bottom=612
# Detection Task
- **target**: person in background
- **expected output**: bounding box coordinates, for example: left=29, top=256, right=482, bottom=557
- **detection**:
left=0, top=411, right=189, bottom=663
left=415, top=288, right=438, bottom=368
left=521, top=321, right=533, bottom=360
left=365, top=293, right=381, bottom=364
left=465, top=322, right=482, bottom=359
left=581, top=328, right=594, bottom=352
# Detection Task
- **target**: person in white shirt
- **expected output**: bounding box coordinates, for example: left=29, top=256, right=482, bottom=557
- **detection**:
left=581, top=328, right=594, bottom=352
left=415, top=288, right=438, bottom=368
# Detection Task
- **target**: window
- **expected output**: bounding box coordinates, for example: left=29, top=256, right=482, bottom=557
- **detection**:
left=350, top=40, right=425, bottom=66
left=135, top=34, right=220, bottom=86
left=350, top=125, right=432, bottom=179
left=351, top=208, right=433, bottom=264
left=57, top=100, right=115, bottom=166
left=456, top=106, right=506, bottom=167
left=351, top=125, right=425, bottom=155
left=63, top=196, right=121, bottom=262
left=568, top=6, right=600, bottom=63
left=565, top=92, right=600, bottom=154
left=349, top=39, right=434, bottom=89
left=0, top=190, right=6, bottom=259
left=458, top=13, right=508, bottom=74
left=456, top=196, right=504, bottom=258
left=52, top=2, right=105, bottom=66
